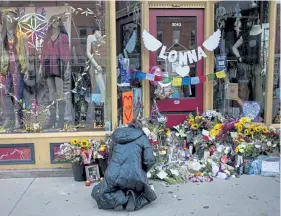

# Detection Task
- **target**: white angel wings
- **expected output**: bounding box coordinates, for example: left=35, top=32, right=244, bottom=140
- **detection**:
left=142, top=30, right=162, bottom=51
left=203, top=29, right=221, bottom=51
left=142, top=29, right=221, bottom=52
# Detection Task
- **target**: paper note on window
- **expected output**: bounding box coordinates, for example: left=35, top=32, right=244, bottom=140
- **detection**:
left=226, top=83, right=239, bottom=100
left=122, top=91, right=134, bottom=124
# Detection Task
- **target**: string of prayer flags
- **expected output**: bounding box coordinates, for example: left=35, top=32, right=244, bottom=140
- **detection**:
left=172, top=77, right=182, bottom=87
left=215, top=70, right=226, bottom=78
left=134, top=70, right=226, bottom=85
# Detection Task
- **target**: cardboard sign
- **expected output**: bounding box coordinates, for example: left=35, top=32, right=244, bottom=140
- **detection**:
left=122, top=91, right=134, bottom=124
left=226, top=83, right=239, bottom=100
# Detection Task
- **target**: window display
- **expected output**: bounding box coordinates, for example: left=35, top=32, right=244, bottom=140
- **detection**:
left=213, top=1, right=270, bottom=122
left=272, top=2, right=280, bottom=123
left=116, top=2, right=143, bottom=125
left=0, top=2, right=111, bottom=133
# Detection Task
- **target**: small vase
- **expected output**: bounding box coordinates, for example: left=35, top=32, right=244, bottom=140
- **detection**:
left=72, top=163, right=86, bottom=182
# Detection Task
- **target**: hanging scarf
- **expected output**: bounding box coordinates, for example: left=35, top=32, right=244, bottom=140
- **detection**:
left=15, top=28, right=27, bottom=73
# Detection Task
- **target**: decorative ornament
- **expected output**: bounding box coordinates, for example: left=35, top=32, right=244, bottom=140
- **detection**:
left=242, top=101, right=260, bottom=120
left=202, top=29, right=221, bottom=51
left=142, top=30, right=162, bottom=51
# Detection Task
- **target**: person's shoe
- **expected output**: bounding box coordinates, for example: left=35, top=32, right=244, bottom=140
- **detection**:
left=126, top=191, right=136, bottom=212
left=114, top=205, right=123, bottom=211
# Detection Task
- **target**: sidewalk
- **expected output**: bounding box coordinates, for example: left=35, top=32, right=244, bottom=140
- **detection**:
left=0, top=175, right=279, bottom=216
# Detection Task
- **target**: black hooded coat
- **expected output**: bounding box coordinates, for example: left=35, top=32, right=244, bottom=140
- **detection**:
left=91, top=126, right=157, bottom=210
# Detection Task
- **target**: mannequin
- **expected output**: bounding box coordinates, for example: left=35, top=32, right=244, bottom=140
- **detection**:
left=39, top=14, right=71, bottom=129
left=0, top=8, right=28, bottom=129
left=86, top=25, right=106, bottom=121
left=232, top=10, right=263, bottom=109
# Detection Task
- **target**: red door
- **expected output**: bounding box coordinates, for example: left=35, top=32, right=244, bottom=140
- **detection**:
left=149, top=9, right=204, bottom=128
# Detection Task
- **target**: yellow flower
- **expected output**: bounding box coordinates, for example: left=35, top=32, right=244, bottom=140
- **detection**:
left=192, top=124, right=199, bottom=130
left=195, top=116, right=200, bottom=120
left=239, top=117, right=251, bottom=125
left=255, top=126, right=261, bottom=132
left=244, top=129, right=250, bottom=136
left=80, top=139, right=90, bottom=148
left=249, top=127, right=255, bottom=134
left=235, top=147, right=239, bottom=153
left=189, top=119, right=195, bottom=125
left=235, top=123, right=243, bottom=132
left=98, top=145, right=107, bottom=152
left=262, top=127, right=268, bottom=133
left=210, top=129, right=218, bottom=138
left=214, top=124, right=222, bottom=130
left=71, top=138, right=79, bottom=145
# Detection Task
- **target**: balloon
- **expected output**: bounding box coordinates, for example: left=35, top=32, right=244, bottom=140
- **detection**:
left=150, top=66, right=162, bottom=85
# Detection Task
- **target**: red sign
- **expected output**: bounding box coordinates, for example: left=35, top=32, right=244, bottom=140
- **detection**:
left=0, top=147, right=31, bottom=161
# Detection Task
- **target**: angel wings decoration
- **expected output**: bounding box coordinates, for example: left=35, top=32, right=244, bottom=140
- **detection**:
left=142, top=29, right=221, bottom=77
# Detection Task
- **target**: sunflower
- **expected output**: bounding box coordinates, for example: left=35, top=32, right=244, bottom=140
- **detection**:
left=71, top=138, right=79, bottom=145
left=255, top=126, right=261, bottom=132
left=214, top=123, right=222, bottom=130
left=262, top=127, right=269, bottom=133
left=98, top=145, right=107, bottom=152
left=210, top=129, right=218, bottom=138
left=80, top=139, right=90, bottom=148
left=249, top=127, right=255, bottom=135
left=235, top=123, right=243, bottom=132
left=244, top=129, right=250, bottom=136
left=192, top=124, right=199, bottom=130
left=189, top=118, right=195, bottom=125
left=239, top=117, right=251, bottom=125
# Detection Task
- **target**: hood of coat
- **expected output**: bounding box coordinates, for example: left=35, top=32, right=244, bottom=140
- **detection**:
left=112, top=127, right=144, bottom=144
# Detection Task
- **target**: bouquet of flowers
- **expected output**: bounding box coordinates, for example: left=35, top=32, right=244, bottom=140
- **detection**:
left=59, top=138, right=92, bottom=164
left=91, top=139, right=110, bottom=160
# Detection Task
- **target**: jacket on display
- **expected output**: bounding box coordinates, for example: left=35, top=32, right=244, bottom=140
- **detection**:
left=91, top=126, right=157, bottom=211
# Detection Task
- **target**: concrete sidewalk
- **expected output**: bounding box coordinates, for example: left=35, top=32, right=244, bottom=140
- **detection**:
left=0, top=175, right=279, bottom=216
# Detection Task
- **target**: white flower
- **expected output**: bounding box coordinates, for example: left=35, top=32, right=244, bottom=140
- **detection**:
left=224, top=147, right=230, bottom=154
left=255, top=144, right=261, bottom=149
left=217, top=146, right=223, bottom=153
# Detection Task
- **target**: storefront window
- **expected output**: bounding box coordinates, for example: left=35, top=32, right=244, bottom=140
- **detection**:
left=116, top=1, right=143, bottom=125
left=213, top=1, right=270, bottom=122
left=272, top=2, right=280, bottom=123
left=0, top=1, right=112, bottom=133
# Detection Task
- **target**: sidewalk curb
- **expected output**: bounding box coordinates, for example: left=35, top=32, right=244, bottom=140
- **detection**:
left=0, top=169, right=73, bottom=179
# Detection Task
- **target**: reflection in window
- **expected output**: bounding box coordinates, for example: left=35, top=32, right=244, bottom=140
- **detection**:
left=213, top=1, right=270, bottom=122
left=272, top=2, right=280, bottom=123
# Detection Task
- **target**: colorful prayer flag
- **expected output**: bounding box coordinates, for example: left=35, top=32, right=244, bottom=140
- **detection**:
left=172, top=77, right=182, bottom=87
left=215, top=70, right=226, bottom=78
left=207, top=74, right=215, bottom=81
left=182, top=77, right=191, bottom=86
left=190, top=77, right=200, bottom=85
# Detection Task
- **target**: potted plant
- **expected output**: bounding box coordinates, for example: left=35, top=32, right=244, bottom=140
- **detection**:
left=59, top=138, right=92, bottom=182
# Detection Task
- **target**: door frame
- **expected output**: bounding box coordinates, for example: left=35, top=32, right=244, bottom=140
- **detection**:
left=149, top=9, right=204, bottom=126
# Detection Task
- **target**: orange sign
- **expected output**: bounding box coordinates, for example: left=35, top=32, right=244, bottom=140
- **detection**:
left=122, top=91, right=134, bottom=124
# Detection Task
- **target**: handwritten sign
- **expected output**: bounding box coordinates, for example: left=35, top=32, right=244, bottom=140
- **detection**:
left=122, top=91, right=134, bottom=124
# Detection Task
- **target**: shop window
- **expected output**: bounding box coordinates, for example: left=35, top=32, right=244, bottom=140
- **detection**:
left=0, top=1, right=112, bottom=133
left=116, top=1, right=142, bottom=125
left=272, top=2, right=280, bottom=123
left=213, top=1, right=270, bottom=122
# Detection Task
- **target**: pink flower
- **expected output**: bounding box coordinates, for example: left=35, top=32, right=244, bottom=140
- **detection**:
left=221, top=155, right=229, bottom=164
